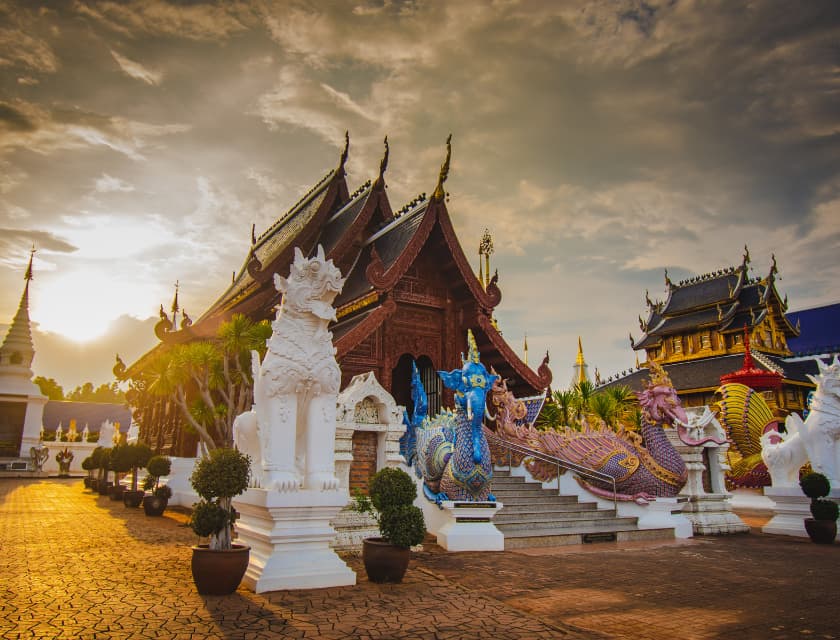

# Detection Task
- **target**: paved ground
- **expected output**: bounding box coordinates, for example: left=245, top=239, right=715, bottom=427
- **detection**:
left=1, top=478, right=839, bottom=640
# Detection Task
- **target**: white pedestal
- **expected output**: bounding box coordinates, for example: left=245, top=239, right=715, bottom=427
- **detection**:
left=233, top=488, right=356, bottom=593
left=763, top=487, right=840, bottom=538
left=435, top=501, right=505, bottom=551
left=635, top=497, right=694, bottom=539
left=682, top=493, right=750, bottom=535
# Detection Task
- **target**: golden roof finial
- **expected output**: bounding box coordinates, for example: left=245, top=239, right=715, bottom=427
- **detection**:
left=171, top=280, right=180, bottom=315
left=524, top=332, right=528, bottom=366
left=467, top=329, right=480, bottom=364
left=743, top=244, right=751, bottom=265
left=338, top=130, right=349, bottom=172
left=432, top=134, right=452, bottom=201
left=576, top=337, right=585, bottom=366
left=479, top=228, right=494, bottom=256
left=373, top=135, right=389, bottom=188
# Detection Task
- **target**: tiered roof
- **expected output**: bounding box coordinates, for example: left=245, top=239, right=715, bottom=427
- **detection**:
left=126, top=135, right=551, bottom=397
left=632, top=249, right=799, bottom=351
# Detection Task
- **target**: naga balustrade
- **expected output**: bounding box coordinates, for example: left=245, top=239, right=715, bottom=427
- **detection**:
left=485, top=432, right=618, bottom=510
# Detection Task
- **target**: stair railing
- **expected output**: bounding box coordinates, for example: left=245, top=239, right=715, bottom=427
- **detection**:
left=485, top=432, right=618, bottom=510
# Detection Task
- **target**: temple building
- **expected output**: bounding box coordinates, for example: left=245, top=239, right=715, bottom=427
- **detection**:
left=599, top=248, right=817, bottom=416
left=122, top=136, right=552, bottom=456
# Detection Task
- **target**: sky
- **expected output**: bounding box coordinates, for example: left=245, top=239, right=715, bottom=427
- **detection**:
left=1, top=0, right=839, bottom=392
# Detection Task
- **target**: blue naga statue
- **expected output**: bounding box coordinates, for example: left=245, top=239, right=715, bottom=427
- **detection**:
left=400, top=331, right=499, bottom=504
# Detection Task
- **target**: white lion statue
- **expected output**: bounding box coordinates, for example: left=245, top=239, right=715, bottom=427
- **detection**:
left=761, top=356, right=840, bottom=488
left=234, top=245, right=346, bottom=492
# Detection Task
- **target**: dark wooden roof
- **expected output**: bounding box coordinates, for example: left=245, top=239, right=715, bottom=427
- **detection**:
left=598, top=353, right=819, bottom=394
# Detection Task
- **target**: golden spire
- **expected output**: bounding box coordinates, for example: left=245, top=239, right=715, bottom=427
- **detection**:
left=572, top=337, right=589, bottom=386
left=432, top=134, right=452, bottom=201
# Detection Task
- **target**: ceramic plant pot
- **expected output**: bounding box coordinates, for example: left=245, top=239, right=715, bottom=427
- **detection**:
left=804, top=518, right=837, bottom=544
left=143, top=495, right=168, bottom=517
left=362, top=537, right=410, bottom=583
left=109, top=484, right=125, bottom=501
left=190, top=544, right=250, bottom=595
left=123, top=490, right=144, bottom=508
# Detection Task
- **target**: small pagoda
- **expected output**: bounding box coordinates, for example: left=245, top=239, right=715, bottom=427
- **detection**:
left=123, top=135, right=552, bottom=457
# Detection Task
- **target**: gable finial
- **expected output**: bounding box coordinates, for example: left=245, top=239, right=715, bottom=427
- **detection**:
left=339, top=130, right=349, bottom=173
left=743, top=244, right=751, bottom=265
left=251, top=223, right=256, bottom=246
left=432, top=134, right=452, bottom=201
left=374, top=136, right=389, bottom=188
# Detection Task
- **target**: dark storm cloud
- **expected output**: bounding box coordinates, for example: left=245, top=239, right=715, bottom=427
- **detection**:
left=0, top=102, right=36, bottom=132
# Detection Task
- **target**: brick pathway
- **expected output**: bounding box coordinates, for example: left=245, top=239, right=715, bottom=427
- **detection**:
left=2, top=479, right=839, bottom=639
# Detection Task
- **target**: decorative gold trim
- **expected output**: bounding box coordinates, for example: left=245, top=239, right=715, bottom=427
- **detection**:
left=336, top=292, right=379, bottom=319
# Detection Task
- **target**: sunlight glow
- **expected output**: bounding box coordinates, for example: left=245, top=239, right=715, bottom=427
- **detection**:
left=32, top=268, right=158, bottom=343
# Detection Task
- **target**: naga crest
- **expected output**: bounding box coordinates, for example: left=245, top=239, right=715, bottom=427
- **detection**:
left=274, top=245, right=345, bottom=321
left=638, top=362, right=688, bottom=427
left=438, top=330, right=499, bottom=422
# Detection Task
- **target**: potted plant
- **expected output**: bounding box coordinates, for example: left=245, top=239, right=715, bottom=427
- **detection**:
left=97, top=447, right=113, bottom=495
left=81, top=456, right=95, bottom=489
left=142, top=455, right=172, bottom=516
left=800, top=472, right=838, bottom=544
left=108, top=444, right=127, bottom=501
left=111, top=443, right=153, bottom=508
left=353, top=467, right=426, bottom=583
left=188, top=448, right=251, bottom=595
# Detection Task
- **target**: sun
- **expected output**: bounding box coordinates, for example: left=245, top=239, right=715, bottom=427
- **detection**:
left=30, top=268, right=148, bottom=343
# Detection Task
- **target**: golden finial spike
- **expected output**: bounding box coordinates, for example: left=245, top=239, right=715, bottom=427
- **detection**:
left=375, top=136, right=389, bottom=186
left=339, top=130, right=349, bottom=172
left=171, top=280, right=180, bottom=314
left=433, top=134, right=452, bottom=201
left=467, top=329, right=480, bottom=364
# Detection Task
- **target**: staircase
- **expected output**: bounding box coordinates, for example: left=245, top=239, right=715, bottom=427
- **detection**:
left=492, top=468, right=675, bottom=549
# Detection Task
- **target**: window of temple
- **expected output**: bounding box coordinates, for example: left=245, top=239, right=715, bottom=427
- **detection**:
left=701, top=332, right=711, bottom=349
left=786, top=388, right=798, bottom=404
left=734, top=333, right=743, bottom=346
left=416, top=355, right=441, bottom=417
left=672, top=336, right=683, bottom=355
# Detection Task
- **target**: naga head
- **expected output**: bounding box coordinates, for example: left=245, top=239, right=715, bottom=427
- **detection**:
left=638, top=362, right=688, bottom=427
left=275, top=245, right=345, bottom=321
left=438, top=331, right=499, bottom=430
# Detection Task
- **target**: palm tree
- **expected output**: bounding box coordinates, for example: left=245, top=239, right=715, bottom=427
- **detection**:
left=145, top=314, right=271, bottom=451
left=588, top=393, right=621, bottom=428
left=571, top=380, right=596, bottom=422
left=552, top=389, right=577, bottom=429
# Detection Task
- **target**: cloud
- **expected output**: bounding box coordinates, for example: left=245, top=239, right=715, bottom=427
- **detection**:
left=94, top=173, right=135, bottom=193
left=110, top=49, right=163, bottom=85
left=0, top=3, right=60, bottom=73
left=0, top=99, right=190, bottom=160
left=75, top=1, right=252, bottom=40
left=0, top=228, right=78, bottom=271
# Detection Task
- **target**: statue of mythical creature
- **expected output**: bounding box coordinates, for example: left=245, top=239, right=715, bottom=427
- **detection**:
left=715, top=383, right=776, bottom=488
left=403, top=331, right=499, bottom=503
left=759, top=357, right=840, bottom=488
left=490, top=362, right=692, bottom=504
left=399, top=361, right=428, bottom=469
left=234, top=245, right=346, bottom=492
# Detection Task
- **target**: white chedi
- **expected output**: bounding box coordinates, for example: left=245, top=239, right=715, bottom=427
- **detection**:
left=761, top=356, right=840, bottom=488
left=234, top=245, right=346, bottom=492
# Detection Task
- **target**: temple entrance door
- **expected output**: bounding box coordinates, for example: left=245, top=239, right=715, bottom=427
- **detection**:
left=391, top=354, right=441, bottom=420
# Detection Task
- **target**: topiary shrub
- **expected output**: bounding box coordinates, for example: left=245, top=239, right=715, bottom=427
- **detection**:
left=144, top=455, right=172, bottom=495
left=800, top=472, right=838, bottom=522
left=189, top=448, right=251, bottom=550
left=353, top=467, right=426, bottom=549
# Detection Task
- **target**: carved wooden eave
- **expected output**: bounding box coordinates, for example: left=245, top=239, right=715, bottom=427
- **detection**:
left=475, top=313, right=552, bottom=391
left=434, top=199, right=501, bottom=312
left=334, top=297, right=397, bottom=358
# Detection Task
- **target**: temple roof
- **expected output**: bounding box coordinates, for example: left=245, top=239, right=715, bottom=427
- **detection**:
left=786, top=303, right=840, bottom=356
left=127, top=137, right=551, bottom=396
left=42, top=401, right=132, bottom=433
left=598, top=352, right=819, bottom=395
left=634, top=252, right=798, bottom=350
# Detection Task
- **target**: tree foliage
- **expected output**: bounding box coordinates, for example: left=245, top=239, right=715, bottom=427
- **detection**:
left=535, top=383, right=638, bottom=433
left=140, top=314, right=271, bottom=451
left=66, top=381, right=126, bottom=404
left=34, top=376, right=64, bottom=400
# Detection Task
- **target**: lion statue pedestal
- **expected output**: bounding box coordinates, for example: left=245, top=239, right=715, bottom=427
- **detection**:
left=233, top=246, right=355, bottom=592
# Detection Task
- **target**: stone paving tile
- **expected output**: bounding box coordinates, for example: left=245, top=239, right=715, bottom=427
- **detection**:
left=4, top=478, right=839, bottom=639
